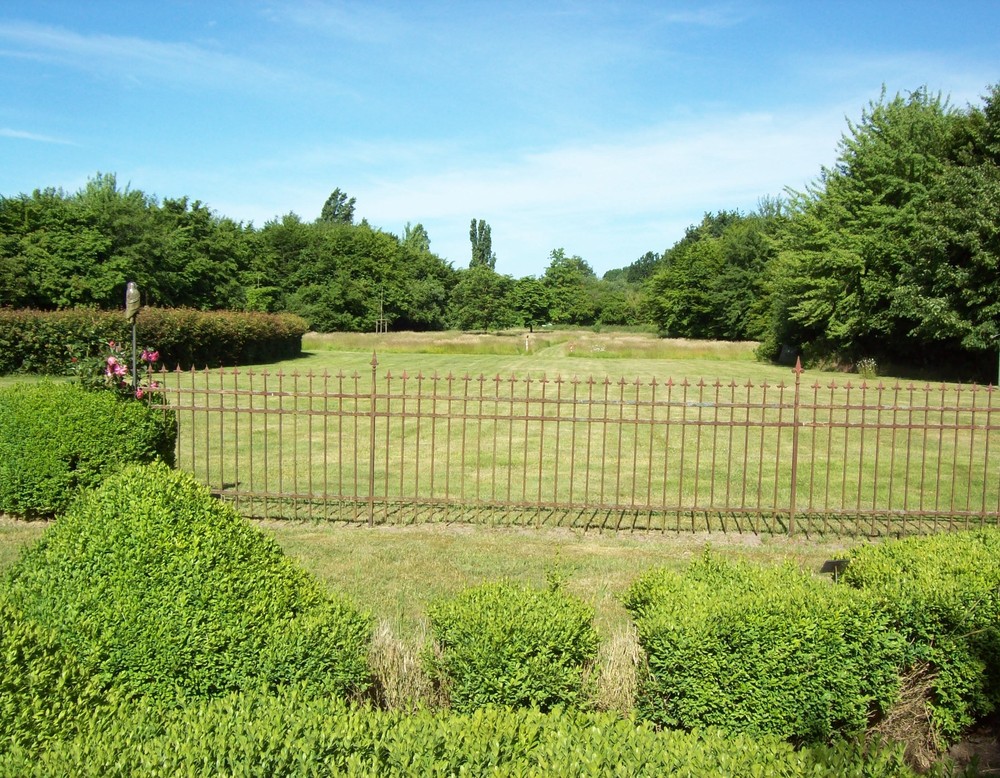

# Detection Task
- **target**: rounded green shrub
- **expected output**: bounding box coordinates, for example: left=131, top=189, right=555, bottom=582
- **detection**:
left=623, top=553, right=905, bottom=743
left=0, top=381, right=176, bottom=518
left=427, top=579, right=599, bottom=713
left=0, top=598, right=110, bottom=756
left=841, top=528, right=1000, bottom=745
left=4, top=462, right=372, bottom=704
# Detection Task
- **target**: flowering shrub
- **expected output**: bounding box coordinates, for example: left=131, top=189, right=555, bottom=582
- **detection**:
left=78, top=340, right=162, bottom=401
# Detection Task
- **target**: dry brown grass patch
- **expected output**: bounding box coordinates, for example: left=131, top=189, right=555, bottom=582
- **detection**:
left=871, top=662, right=941, bottom=772
left=366, top=619, right=443, bottom=711
left=589, top=622, right=643, bottom=714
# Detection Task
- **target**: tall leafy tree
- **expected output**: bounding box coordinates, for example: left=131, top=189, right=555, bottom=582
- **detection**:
left=542, top=248, right=598, bottom=325
left=448, top=265, right=513, bottom=330
left=509, top=276, right=550, bottom=330
left=762, top=86, right=999, bottom=377
left=644, top=210, right=779, bottom=340
left=319, top=188, right=356, bottom=225
left=469, top=218, right=496, bottom=269
left=402, top=222, right=431, bottom=253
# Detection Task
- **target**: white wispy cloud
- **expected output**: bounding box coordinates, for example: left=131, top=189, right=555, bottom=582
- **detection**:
left=355, top=108, right=843, bottom=222
left=263, top=0, right=408, bottom=44
left=0, top=127, right=77, bottom=145
left=0, top=21, right=288, bottom=91
left=658, top=4, right=749, bottom=27
left=245, top=105, right=846, bottom=272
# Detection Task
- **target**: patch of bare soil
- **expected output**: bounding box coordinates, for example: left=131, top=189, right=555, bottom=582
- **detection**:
left=948, top=719, right=1000, bottom=775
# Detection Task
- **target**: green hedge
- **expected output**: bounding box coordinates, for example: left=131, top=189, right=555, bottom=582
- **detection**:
left=0, top=690, right=929, bottom=777
left=427, top=579, right=599, bottom=712
left=4, top=462, right=373, bottom=704
left=623, top=554, right=904, bottom=743
left=841, top=528, right=1000, bottom=744
left=0, top=307, right=307, bottom=374
left=0, top=382, right=176, bottom=518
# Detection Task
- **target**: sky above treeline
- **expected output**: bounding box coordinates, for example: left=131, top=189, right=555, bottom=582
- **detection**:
left=1, top=1, right=998, bottom=278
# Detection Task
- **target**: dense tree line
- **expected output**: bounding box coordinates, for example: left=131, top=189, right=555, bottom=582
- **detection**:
left=2, top=82, right=998, bottom=379
left=629, top=83, right=1000, bottom=380
left=0, top=175, right=639, bottom=334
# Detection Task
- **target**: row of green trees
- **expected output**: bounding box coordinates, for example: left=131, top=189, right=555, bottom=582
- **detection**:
left=2, top=83, right=997, bottom=378
left=0, top=178, right=640, bottom=333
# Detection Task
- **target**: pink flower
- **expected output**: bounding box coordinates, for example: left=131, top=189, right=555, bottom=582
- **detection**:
left=135, top=388, right=145, bottom=399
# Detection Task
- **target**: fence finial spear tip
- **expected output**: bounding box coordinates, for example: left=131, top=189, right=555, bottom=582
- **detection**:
left=370, top=351, right=378, bottom=368
left=794, top=356, right=803, bottom=374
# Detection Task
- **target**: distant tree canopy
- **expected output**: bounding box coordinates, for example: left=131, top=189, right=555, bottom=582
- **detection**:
left=0, top=179, right=645, bottom=334
left=758, top=84, right=1000, bottom=378
left=644, top=210, right=781, bottom=341
left=3, top=82, right=999, bottom=381
left=0, top=173, right=246, bottom=310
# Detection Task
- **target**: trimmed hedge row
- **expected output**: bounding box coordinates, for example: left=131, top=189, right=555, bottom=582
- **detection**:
left=0, top=307, right=307, bottom=374
left=842, top=528, right=1000, bottom=744
left=0, top=690, right=928, bottom=777
left=4, top=462, right=373, bottom=706
left=0, top=382, right=176, bottom=518
left=623, top=553, right=905, bottom=744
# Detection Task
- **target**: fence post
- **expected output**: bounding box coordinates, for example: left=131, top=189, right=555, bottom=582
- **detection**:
left=368, top=352, right=378, bottom=527
left=788, top=357, right=802, bottom=536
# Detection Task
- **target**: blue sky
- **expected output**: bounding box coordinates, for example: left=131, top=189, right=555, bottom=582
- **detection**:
left=1, top=1, right=998, bottom=279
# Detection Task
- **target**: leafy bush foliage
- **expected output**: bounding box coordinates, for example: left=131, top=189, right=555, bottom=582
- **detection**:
left=4, top=462, right=372, bottom=704
left=427, top=579, right=599, bottom=712
left=841, top=528, right=1000, bottom=744
left=0, top=381, right=176, bottom=518
left=0, top=307, right=307, bottom=375
left=623, top=553, right=904, bottom=743
left=0, top=689, right=928, bottom=777
left=0, top=599, right=110, bottom=756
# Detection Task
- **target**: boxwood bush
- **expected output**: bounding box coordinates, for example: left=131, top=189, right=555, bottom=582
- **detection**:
left=427, top=579, right=599, bottom=712
left=0, top=598, right=110, bottom=756
left=841, top=528, right=1000, bottom=745
left=0, top=689, right=928, bottom=777
left=4, top=462, right=373, bottom=704
left=0, top=381, right=176, bottom=518
left=623, top=553, right=905, bottom=743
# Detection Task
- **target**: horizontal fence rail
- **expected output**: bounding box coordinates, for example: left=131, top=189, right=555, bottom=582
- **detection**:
left=149, top=357, right=1000, bottom=535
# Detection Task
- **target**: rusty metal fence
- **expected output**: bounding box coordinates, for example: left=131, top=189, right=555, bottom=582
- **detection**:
left=149, top=357, right=1000, bottom=535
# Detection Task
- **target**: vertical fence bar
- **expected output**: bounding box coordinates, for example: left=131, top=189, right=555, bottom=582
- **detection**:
left=368, top=353, right=378, bottom=527
left=788, top=358, right=802, bottom=536
left=382, top=369, right=392, bottom=525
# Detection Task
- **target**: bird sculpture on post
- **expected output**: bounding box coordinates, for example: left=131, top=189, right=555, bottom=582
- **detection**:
left=124, top=282, right=141, bottom=393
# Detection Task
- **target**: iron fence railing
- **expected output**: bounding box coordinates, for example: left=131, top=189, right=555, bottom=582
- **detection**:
left=149, top=356, right=1000, bottom=535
